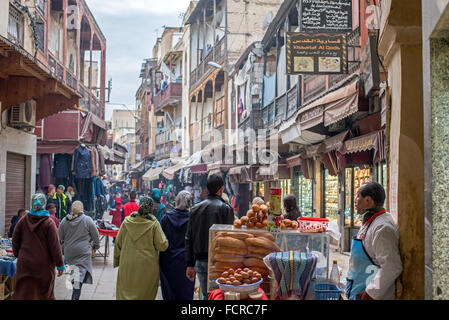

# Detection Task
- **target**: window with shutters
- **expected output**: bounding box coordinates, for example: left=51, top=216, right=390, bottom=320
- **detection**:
left=8, top=5, right=24, bottom=46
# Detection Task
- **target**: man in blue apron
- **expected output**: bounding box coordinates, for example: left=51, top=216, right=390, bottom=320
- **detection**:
left=346, top=182, right=403, bottom=300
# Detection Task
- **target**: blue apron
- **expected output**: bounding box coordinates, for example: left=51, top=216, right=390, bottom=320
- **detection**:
left=345, top=210, right=385, bottom=300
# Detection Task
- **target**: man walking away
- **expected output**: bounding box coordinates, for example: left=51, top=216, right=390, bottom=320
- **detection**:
left=185, top=174, right=234, bottom=300
left=122, top=191, right=139, bottom=221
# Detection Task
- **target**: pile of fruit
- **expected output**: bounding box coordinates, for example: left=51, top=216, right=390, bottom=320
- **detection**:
left=216, top=267, right=262, bottom=286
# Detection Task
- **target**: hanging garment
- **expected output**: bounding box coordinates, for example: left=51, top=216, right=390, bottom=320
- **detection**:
left=38, top=154, right=53, bottom=191
left=90, top=147, right=97, bottom=177
left=53, top=154, right=73, bottom=179
left=73, top=146, right=93, bottom=179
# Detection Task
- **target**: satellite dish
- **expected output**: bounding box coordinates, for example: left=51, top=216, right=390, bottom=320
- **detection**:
left=262, top=12, right=273, bottom=30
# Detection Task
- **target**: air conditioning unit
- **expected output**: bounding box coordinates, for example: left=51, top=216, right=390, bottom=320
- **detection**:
left=9, top=100, right=36, bottom=128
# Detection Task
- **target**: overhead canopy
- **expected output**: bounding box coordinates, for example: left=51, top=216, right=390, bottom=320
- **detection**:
left=37, top=141, right=79, bottom=155
left=131, top=161, right=145, bottom=173
left=340, top=130, right=386, bottom=163
left=143, top=167, right=165, bottom=182
left=163, top=161, right=186, bottom=180
left=295, top=77, right=366, bottom=132
left=0, top=35, right=80, bottom=121
left=228, top=165, right=252, bottom=183
left=318, top=130, right=351, bottom=154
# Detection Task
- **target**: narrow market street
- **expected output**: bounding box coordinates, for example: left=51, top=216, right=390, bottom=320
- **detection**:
left=2, top=0, right=447, bottom=303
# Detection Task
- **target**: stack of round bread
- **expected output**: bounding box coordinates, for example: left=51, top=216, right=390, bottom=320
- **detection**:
left=209, top=231, right=281, bottom=285
left=234, top=201, right=270, bottom=230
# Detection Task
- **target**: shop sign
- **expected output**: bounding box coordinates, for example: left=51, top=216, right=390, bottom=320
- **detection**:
left=361, top=35, right=381, bottom=97
left=286, top=33, right=348, bottom=75
left=132, top=179, right=137, bottom=189
left=300, top=0, right=353, bottom=33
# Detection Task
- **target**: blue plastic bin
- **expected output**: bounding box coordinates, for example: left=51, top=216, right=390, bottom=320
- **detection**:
left=315, top=283, right=342, bottom=300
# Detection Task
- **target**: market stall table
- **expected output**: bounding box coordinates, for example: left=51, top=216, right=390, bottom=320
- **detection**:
left=96, top=229, right=119, bottom=264
left=0, top=258, right=17, bottom=300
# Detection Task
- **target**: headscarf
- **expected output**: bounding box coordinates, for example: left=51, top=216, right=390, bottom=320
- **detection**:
left=175, top=191, right=192, bottom=211
left=151, top=188, right=162, bottom=203
left=30, top=193, right=47, bottom=213
left=66, top=201, right=84, bottom=221
left=131, top=196, right=154, bottom=220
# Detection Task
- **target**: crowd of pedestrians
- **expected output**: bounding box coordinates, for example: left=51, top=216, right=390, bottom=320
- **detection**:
left=6, top=175, right=402, bottom=301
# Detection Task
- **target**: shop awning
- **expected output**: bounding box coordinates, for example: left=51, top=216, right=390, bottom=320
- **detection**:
left=143, top=167, right=164, bottom=182
left=340, top=130, right=386, bottom=163
left=37, top=141, right=79, bottom=155
left=295, top=76, right=365, bottom=131
left=304, top=144, right=321, bottom=159
left=287, top=154, right=302, bottom=168
left=228, top=165, right=252, bottom=183
left=131, top=161, right=145, bottom=173
left=0, top=35, right=80, bottom=121
left=190, top=163, right=208, bottom=174
left=318, top=130, right=351, bottom=154
left=279, top=116, right=302, bottom=144
left=163, top=161, right=186, bottom=180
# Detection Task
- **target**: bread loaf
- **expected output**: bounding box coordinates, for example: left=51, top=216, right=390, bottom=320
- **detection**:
left=216, top=236, right=247, bottom=250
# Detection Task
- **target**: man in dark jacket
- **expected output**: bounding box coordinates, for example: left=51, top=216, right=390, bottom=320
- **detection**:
left=185, top=174, right=234, bottom=300
left=49, top=185, right=72, bottom=221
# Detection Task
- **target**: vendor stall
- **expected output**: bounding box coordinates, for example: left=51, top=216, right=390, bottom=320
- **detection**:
left=207, top=198, right=338, bottom=301
left=0, top=238, right=16, bottom=300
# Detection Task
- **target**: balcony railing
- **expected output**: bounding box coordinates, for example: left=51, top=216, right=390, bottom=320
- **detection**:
left=303, top=75, right=327, bottom=103
left=190, top=36, right=226, bottom=90
left=153, top=82, right=182, bottom=115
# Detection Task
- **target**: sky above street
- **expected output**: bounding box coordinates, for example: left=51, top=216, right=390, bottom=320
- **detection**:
left=85, top=0, right=191, bottom=121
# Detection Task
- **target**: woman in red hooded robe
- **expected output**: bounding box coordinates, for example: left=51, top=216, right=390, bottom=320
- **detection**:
left=109, top=196, right=124, bottom=228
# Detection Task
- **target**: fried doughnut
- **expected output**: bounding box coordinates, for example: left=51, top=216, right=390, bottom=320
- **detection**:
left=234, top=220, right=242, bottom=228
left=252, top=204, right=260, bottom=212
left=247, top=210, right=256, bottom=218
left=240, top=216, right=249, bottom=225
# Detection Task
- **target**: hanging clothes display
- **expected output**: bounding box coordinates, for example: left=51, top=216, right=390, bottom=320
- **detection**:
left=38, top=154, right=53, bottom=192
left=73, top=145, right=93, bottom=179
left=53, top=153, right=73, bottom=189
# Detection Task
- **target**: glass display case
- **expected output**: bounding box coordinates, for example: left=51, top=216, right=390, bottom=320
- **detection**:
left=208, top=224, right=330, bottom=299
left=294, top=172, right=314, bottom=217
left=323, top=169, right=339, bottom=222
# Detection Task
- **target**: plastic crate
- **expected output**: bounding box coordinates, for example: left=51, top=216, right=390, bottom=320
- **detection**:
left=315, top=283, right=341, bottom=300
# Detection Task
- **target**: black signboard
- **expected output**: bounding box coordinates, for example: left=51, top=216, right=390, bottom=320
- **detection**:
left=301, top=0, right=353, bottom=33
left=361, top=35, right=381, bottom=97
left=286, top=32, right=348, bottom=75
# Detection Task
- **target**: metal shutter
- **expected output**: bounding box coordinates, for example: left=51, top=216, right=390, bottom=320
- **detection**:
left=5, top=153, right=26, bottom=236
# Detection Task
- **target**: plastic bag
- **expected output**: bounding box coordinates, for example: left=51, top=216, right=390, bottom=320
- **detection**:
left=327, top=220, right=341, bottom=241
